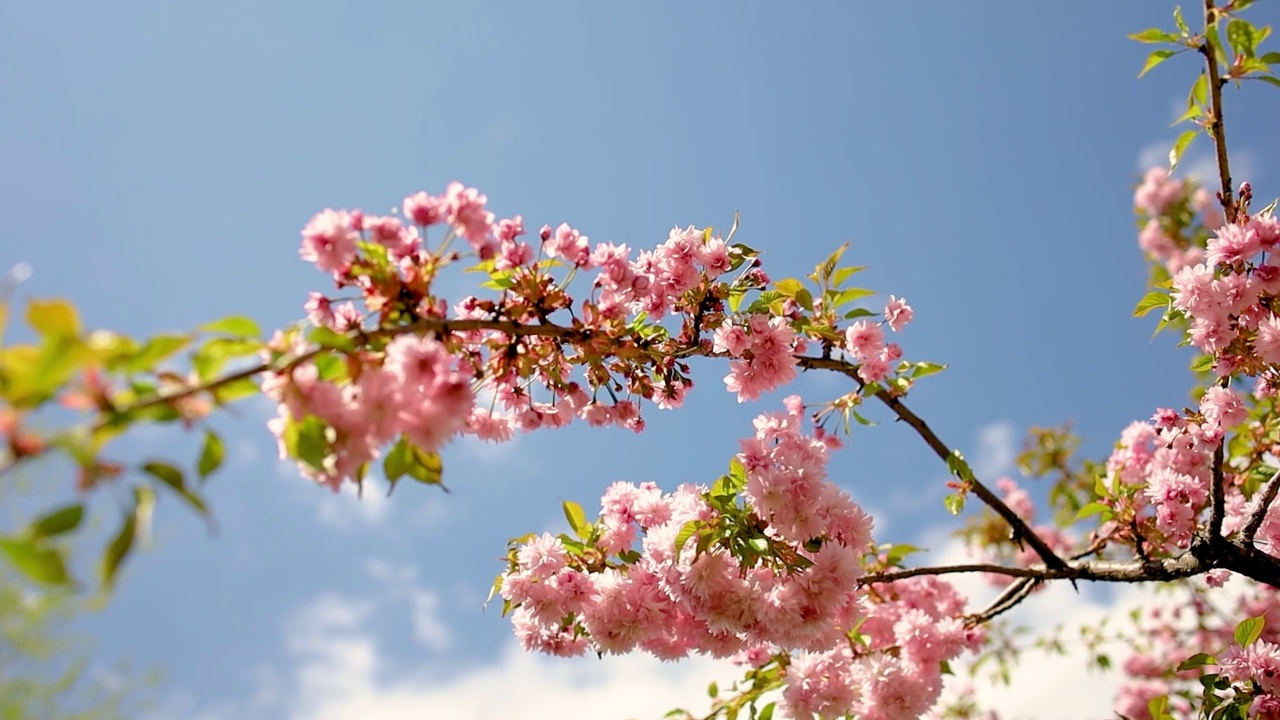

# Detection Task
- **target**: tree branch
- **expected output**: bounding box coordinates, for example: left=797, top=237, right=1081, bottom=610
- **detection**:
left=1210, top=441, right=1227, bottom=538
left=1241, top=467, right=1280, bottom=541
left=1200, top=0, right=1237, bottom=222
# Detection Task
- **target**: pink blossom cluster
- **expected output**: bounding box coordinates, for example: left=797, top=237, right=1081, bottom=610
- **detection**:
left=1218, top=639, right=1280, bottom=716
left=1115, top=581, right=1280, bottom=718
left=1166, top=205, right=1280, bottom=378
left=715, top=315, right=804, bottom=402
left=1103, top=387, right=1248, bottom=551
left=1133, top=168, right=1223, bottom=275
left=500, top=399, right=975, bottom=719
left=592, top=225, right=733, bottom=320
left=844, top=296, right=913, bottom=384
left=261, top=332, right=474, bottom=490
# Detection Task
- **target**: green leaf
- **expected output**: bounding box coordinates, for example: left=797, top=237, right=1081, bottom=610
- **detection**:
left=946, top=450, right=975, bottom=483
left=1140, top=49, right=1177, bottom=77
left=1129, top=28, right=1179, bottom=44
left=1173, top=6, right=1188, bottom=36
left=100, top=512, right=138, bottom=590
left=758, top=703, right=776, bottom=720
left=831, top=265, right=867, bottom=288
left=729, top=456, right=747, bottom=487
left=833, top=288, right=875, bottom=307
left=1147, top=695, right=1169, bottom=720
left=885, top=543, right=924, bottom=566
left=908, top=361, right=947, bottom=379
left=190, top=337, right=264, bottom=380
left=211, top=376, right=261, bottom=405
left=1190, top=354, right=1215, bottom=373
left=944, top=493, right=966, bottom=516
left=308, top=326, right=357, bottom=353
left=673, top=520, right=701, bottom=562
left=773, top=278, right=805, bottom=299
left=1169, top=129, right=1197, bottom=171
left=142, top=460, right=183, bottom=487
left=1074, top=501, right=1111, bottom=522
left=0, top=537, right=71, bottom=585
left=26, top=298, right=81, bottom=338
left=406, top=446, right=444, bottom=487
left=1133, top=291, right=1170, bottom=318
left=843, top=307, right=875, bottom=320
left=793, top=288, right=814, bottom=311
left=198, top=430, right=225, bottom=479
left=1262, top=52, right=1280, bottom=65
left=384, top=435, right=412, bottom=487
left=1228, top=18, right=1257, bottom=58
left=816, top=242, right=850, bottom=283
left=27, top=504, right=84, bottom=539
left=143, top=460, right=209, bottom=516
left=1235, top=615, right=1266, bottom=647
left=1177, top=652, right=1217, bottom=671
left=1256, top=75, right=1280, bottom=89
left=200, top=315, right=263, bottom=338
left=1190, top=73, right=1209, bottom=109
left=289, top=415, right=332, bottom=472
left=562, top=500, right=588, bottom=537
left=117, top=334, right=190, bottom=374
left=707, top=681, right=718, bottom=698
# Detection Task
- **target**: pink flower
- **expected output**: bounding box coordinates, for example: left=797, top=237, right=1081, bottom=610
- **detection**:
left=1134, top=167, right=1185, bottom=216
left=883, top=295, right=914, bottom=332
left=299, top=209, right=359, bottom=274
left=846, top=320, right=884, bottom=361
left=544, top=223, right=592, bottom=268
left=1207, top=223, right=1261, bottom=267
left=1200, top=385, right=1247, bottom=431
left=444, top=182, right=496, bottom=257
left=403, top=190, right=446, bottom=226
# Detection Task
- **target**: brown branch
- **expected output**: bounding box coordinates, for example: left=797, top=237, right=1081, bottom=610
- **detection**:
left=971, top=577, right=1041, bottom=625
left=1242, top=466, right=1280, bottom=541
left=873, top=389, right=1070, bottom=571
left=1210, top=441, right=1227, bottom=538
left=1200, top=0, right=1237, bottom=222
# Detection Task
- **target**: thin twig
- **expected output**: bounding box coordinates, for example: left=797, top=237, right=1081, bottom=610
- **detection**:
left=870, top=387, right=1070, bottom=571
left=1242, top=467, right=1280, bottom=541
left=1200, top=0, right=1237, bottom=223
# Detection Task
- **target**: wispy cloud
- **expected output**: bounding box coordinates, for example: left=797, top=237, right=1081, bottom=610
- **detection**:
left=1136, top=139, right=1259, bottom=187
left=207, top=575, right=733, bottom=720
left=972, top=420, right=1017, bottom=481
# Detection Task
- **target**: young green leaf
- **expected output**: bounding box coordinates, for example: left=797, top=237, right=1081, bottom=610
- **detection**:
left=308, top=326, right=358, bottom=353
left=1169, top=129, right=1197, bottom=171
left=0, top=537, right=72, bottom=585
left=562, top=500, right=588, bottom=537
left=1133, top=290, right=1170, bottom=318
left=1177, top=653, right=1217, bottom=672
left=1129, top=28, right=1179, bottom=44
left=198, top=430, right=225, bottom=479
left=1235, top=615, right=1266, bottom=647
left=26, top=504, right=85, bottom=539
left=100, top=512, right=138, bottom=590
left=1140, top=49, right=1177, bottom=77
left=143, top=461, right=209, bottom=516
left=26, top=298, right=81, bottom=338
left=200, top=315, right=263, bottom=339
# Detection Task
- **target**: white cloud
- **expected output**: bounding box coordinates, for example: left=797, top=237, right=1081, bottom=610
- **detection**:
left=213, top=579, right=733, bottom=720
left=313, top=480, right=391, bottom=530
left=972, top=420, right=1017, bottom=481
left=1136, top=139, right=1259, bottom=188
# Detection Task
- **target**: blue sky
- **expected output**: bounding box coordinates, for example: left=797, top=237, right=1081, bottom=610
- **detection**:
left=3, top=1, right=1280, bottom=718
